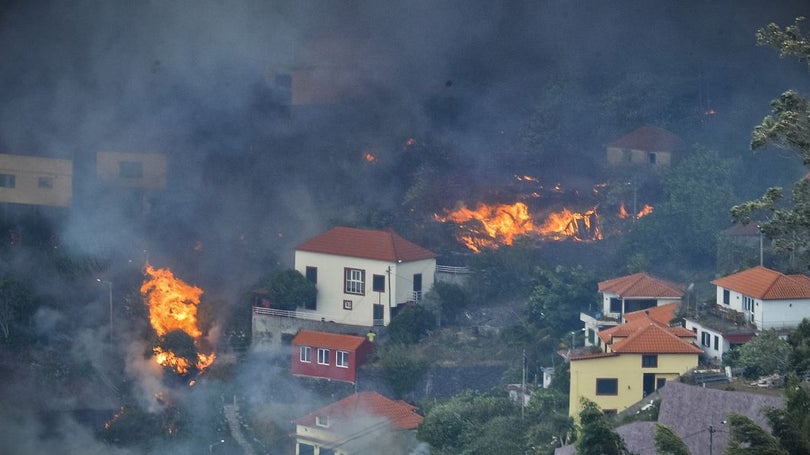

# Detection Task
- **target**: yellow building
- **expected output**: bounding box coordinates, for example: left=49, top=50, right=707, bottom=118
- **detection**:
left=569, top=316, right=701, bottom=418
left=96, top=151, right=167, bottom=190
left=0, top=153, right=72, bottom=207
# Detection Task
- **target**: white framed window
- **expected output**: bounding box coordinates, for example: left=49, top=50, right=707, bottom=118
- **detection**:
left=336, top=351, right=349, bottom=368
left=315, top=415, right=329, bottom=427
left=317, top=348, right=330, bottom=365
left=300, top=346, right=311, bottom=363
left=344, top=268, right=365, bottom=295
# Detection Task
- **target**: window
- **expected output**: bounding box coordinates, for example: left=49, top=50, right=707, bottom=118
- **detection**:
left=722, top=289, right=730, bottom=305
left=622, top=149, right=632, bottom=162
left=119, top=161, right=143, bottom=178
left=596, top=378, right=618, bottom=395
left=343, top=300, right=352, bottom=310
left=0, top=173, right=15, bottom=188
left=373, top=274, right=385, bottom=293
left=336, top=351, right=349, bottom=368
left=656, top=378, right=667, bottom=389
left=37, top=176, right=53, bottom=188
left=609, top=298, right=622, bottom=313
left=305, top=266, right=317, bottom=283
left=701, top=331, right=711, bottom=348
left=344, top=268, right=365, bottom=295
left=714, top=335, right=719, bottom=351
left=317, top=348, right=330, bottom=365
left=642, top=354, right=658, bottom=368
left=298, top=443, right=315, bottom=455
left=299, top=346, right=311, bottom=363
left=315, top=415, right=329, bottom=428
left=648, top=152, right=657, bottom=164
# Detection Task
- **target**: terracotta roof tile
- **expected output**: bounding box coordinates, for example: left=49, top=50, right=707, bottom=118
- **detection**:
left=607, top=126, right=686, bottom=152
left=296, top=391, right=423, bottom=430
left=296, top=226, right=436, bottom=262
left=598, top=273, right=686, bottom=298
left=623, top=303, right=679, bottom=325
left=610, top=323, right=702, bottom=354
left=292, top=330, right=367, bottom=351
left=598, top=313, right=697, bottom=351
left=711, top=266, right=810, bottom=300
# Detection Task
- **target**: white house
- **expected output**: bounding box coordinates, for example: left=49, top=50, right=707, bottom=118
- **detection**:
left=711, top=265, right=810, bottom=330
left=294, top=226, right=437, bottom=327
left=682, top=316, right=755, bottom=363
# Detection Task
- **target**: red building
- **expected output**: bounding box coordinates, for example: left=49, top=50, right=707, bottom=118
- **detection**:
left=291, top=330, right=373, bottom=384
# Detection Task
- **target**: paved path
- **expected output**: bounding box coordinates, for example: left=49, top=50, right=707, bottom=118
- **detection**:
left=223, top=396, right=257, bottom=455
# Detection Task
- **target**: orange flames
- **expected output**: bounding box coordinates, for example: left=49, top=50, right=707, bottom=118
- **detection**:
left=435, top=201, right=603, bottom=252
left=618, top=202, right=654, bottom=219
left=364, top=152, right=377, bottom=163
left=141, top=264, right=215, bottom=374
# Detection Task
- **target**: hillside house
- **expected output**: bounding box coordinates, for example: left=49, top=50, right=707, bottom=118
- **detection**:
left=682, top=313, right=755, bottom=364
left=605, top=125, right=686, bottom=168
left=291, top=330, right=373, bottom=384
left=96, top=151, right=167, bottom=190
left=712, top=265, right=810, bottom=330
left=294, top=226, right=437, bottom=327
left=569, top=314, right=701, bottom=418
left=293, top=391, right=424, bottom=455
left=0, top=153, right=72, bottom=207
left=581, top=273, right=686, bottom=346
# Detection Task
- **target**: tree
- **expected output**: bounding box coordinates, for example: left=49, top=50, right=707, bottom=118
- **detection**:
left=763, top=376, right=810, bottom=455
left=528, top=265, right=598, bottom=338
left=725, top=413, right=788, bottom=455
left=422, top=281, right=468, bottom=326
left=575, top=398, right=630, bottom=455
left=377, top=343, right=428, bottom=399
left=731, top=17, right=810, bottom=269
left=387, top=304, right=436, bottom=345
left=654, top=423, right=691, bottom=455
left=735, top=329, right=792, bottom=379
left=787, top=319, right=810, bottom=377
left=256, top=269, right=316, bottom=311
left=0, top=276, right=36, bottom=346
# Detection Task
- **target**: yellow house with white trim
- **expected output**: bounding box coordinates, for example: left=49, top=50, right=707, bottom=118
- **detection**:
left=569, top=316, right=701, bottom=418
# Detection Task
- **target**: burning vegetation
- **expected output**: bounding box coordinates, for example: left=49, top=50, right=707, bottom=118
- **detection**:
left=141, top=264, right=216, bottom=375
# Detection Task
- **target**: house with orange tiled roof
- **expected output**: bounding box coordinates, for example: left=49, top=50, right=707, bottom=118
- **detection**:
left=711, top=265, right=810, bottom=330
left=291, top=329, right=373, bottom=384
left=293, top=226, right=437, bottom=328
left=569, top=313, right=701, bottom=418
left=293, top=391, right=424, bottom=455
left=606, top=125, right=686, bottom=168
left=581, top=273, right=686, bottom=347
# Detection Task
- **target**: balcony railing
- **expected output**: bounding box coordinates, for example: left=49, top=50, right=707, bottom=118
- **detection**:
left=252, top=306, right=325, bottom=322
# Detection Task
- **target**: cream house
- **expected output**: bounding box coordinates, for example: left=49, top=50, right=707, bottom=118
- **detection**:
left=0, top=153, right=72, bottom=207
left=606, top=126, right=686, bottom=168
left=96, top=151, right=167, bottom=190
left=293, top=226, right=437, bottom=327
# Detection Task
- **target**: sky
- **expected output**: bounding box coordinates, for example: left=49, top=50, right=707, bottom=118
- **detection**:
left=1, top=1, right=810, bottom=453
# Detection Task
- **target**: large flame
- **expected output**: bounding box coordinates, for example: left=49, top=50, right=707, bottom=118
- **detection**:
left=435, top=201, right=603, bottom=252
left=618, top=202, right=654, bottom=219
left=141, top=264, right=215, bottom=374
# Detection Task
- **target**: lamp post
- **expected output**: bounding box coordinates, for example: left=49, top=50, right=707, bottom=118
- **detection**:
left=96, top=278, right=113, bottom=343
left=209, top=439, right=225, bottom=454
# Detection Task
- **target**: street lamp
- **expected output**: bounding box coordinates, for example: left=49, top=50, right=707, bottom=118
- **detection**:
left=209, top=439, right=225, bottom=454
left=96, top=278, right=113, bottom=343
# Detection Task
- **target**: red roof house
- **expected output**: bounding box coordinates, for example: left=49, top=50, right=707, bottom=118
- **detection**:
left=291, top=329, right=373, bottom=384
left=293, top=391, right=424, bottom=455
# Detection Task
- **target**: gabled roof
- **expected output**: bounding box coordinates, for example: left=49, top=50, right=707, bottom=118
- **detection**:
left=598, top=314, right=695, bottom=347
left=610, top=323, right=702, bottom=354
left=607, top=126, right=685, bottom=152
left=296, top=226, right=437, bottom=262
left=711, top=265, right=810, bottom=300
left=623, top=302, right=679, bottom=325
left=292, top=330, right=367, bottom=351
left=295, top=391, right=423, bottom=431
left=598, top=273, right=686, bottom=298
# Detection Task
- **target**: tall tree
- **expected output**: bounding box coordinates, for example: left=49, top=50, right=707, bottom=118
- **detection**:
left=654, top=423, right=691, bottom=455
left=764, top=376, right=810, bottom=455
left=575, top=399, right=630, bottom=455
left=735, top=329, right=792, bottom=379
left=725, top=413, right=788, bottom=455
left=732, top=17, right=810, bottom=269
left=528, top=265, right=598, bottom=338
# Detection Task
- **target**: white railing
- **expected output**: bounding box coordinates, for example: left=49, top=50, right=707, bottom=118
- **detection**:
left=435, top=265, right=471, bottom=274
left=252, top=306, right=325, bottom=322
left=412, top=291, right=423, bottom=302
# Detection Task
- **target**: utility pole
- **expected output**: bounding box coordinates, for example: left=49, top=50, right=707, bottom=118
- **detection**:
left=521, top=349, right=526, bottom=421
left=709, top=425, right=716, bottom=455
left=97, top=278, right=113, bottom=343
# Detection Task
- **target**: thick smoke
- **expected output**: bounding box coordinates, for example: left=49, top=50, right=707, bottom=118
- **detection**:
left=1, top=1, right=810, bottom=453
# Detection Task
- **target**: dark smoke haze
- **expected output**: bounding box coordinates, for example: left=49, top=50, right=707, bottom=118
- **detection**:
left=1, top=1, right=809, bottom=453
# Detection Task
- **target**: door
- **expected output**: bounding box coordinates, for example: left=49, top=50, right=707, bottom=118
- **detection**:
left=373, top=304, right=384, bottom=325
left=413, top=273, right=422, bottom=301
left=643, top=373, right=656, bottom=396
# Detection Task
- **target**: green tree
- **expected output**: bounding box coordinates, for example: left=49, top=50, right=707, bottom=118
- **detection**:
left=732, top=17, right=810, bottom=269
left=528, top=265, right=598, bottom=338
left=654, top=423, right=691, bottom=455
left=256, top=269, right=316, bottom=311
left=467, top=240, right=543, bottom=304
left=0, top=276, right=36, bottom=346
left=735, top=329, right=792, bottom=379
left=423, top=281, right=468, bottom=326
left=764, top=377, right=810, bottom=455
left=525, top=387, right=575, bottom=452
left=725, top=413, right=788, bottom=455
left=787, top=319, right=810, bottom=376
left=377, top=343, right=428, bottom=399
left=575, top=398, right=630, bottom=455
left=387, top=304, right=436, bottom=345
